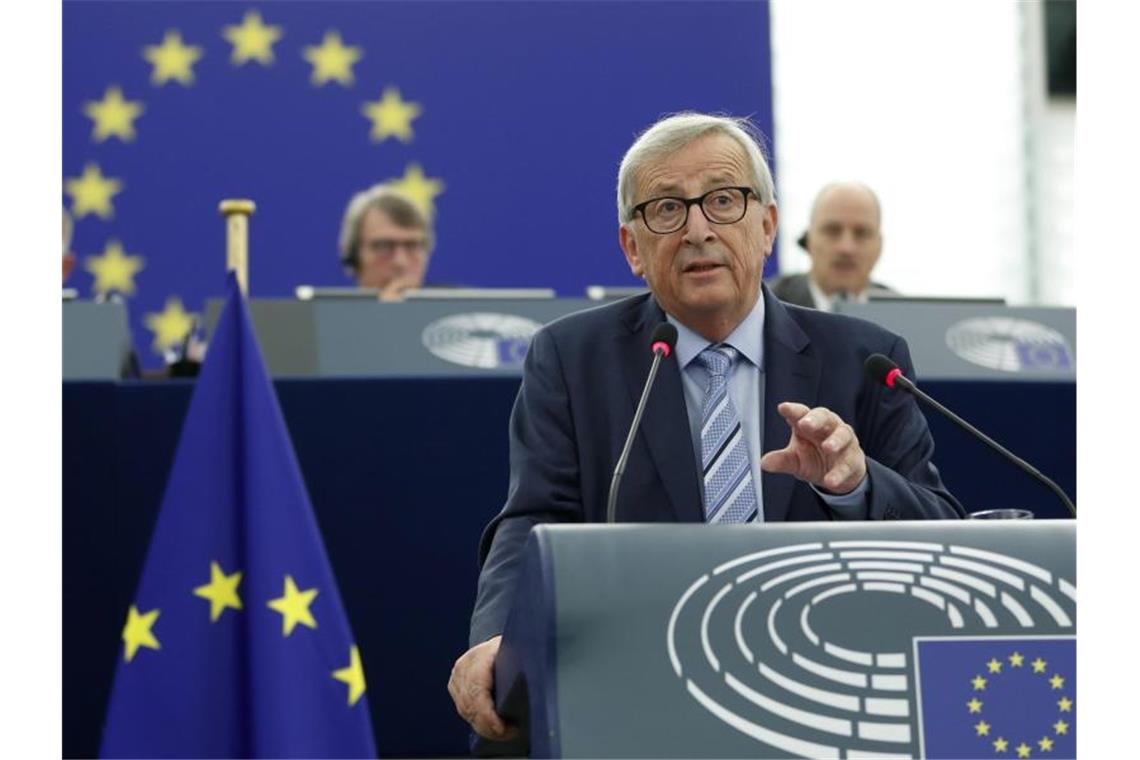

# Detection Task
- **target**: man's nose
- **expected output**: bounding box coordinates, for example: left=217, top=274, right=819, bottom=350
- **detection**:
left=682, top=204, right=716, bottom=244
left=390, top=245, right=416, bottom=267
left=836, top=229, right=859, bottom=254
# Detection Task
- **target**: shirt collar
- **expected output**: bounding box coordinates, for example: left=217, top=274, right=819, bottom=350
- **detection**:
left=807, top=274, right=870, bottom=312
left=666, top=291, right=766, bottom=371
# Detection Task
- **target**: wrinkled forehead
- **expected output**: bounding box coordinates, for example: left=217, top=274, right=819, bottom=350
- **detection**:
left=636, top=133, right=753, bottom=199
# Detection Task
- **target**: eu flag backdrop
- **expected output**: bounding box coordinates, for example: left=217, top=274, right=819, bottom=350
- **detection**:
left=62, top=1, right=775, bottom=367
left=98, top=274, right=377, bottom=758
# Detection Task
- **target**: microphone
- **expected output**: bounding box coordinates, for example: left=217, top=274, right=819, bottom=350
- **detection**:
left=864, top=353, right=1076, bottom=517
left=606, top=323, right=678, bottom=523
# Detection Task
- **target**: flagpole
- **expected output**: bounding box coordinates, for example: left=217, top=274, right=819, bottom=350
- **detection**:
left=219, top=199, right=256, bottom=296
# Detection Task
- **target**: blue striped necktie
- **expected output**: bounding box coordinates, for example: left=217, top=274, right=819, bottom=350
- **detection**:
left=696, top=344, right=759, bottom=523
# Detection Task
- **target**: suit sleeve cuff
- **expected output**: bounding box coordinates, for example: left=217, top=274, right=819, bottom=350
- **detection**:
left=812, top=472, right=870, bottom=520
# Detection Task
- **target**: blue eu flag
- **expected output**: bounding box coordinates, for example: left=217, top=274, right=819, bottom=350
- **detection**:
left=916, top=637, right=1075, bottom=760
left=99, top=275, right=377, bottom=758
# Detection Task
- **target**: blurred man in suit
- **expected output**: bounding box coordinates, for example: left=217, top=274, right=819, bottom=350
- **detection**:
left=448, top=113, right=962, bottom=741
left=338, top=184, right=433, bottom=301
left=770, top=182, right=895, bottom=310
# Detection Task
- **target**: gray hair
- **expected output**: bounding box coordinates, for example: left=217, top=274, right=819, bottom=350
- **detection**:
left=338, top=183, right=435, bottom=268
left=617, top=112, right=776, bottom=225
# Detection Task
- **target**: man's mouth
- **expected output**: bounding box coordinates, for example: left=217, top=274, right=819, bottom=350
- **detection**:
left=683, top=261, right=725, bottom=273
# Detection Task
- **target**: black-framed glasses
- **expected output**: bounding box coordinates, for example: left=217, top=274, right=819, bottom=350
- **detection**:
left=362, top=238, right=427, bottom=258
left=631, top=186, right=759, bottom=234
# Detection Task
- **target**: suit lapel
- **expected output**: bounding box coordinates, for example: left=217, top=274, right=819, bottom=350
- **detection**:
left=620, top=297, right=703, bottom=523
left=760, top=285, right=820, bottom=523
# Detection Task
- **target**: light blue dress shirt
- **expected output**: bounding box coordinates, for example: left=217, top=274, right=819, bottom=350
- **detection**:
left=666, top=294, right=868, bottom=521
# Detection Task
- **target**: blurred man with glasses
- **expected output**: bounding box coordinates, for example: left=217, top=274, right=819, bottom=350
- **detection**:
left=338, top=183, right=433, bottom=301
left=448, top=112, right=962, bottom=744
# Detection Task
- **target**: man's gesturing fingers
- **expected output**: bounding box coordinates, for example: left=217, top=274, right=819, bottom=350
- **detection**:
left=793, top=405, right=843, bottom=443
left=762, top=403, right=867, bottom=493
left=447, top=636, right=519, bottom=740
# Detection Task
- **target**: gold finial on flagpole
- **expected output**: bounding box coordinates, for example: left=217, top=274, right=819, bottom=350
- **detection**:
left=219, top=199, right=256, bottom=296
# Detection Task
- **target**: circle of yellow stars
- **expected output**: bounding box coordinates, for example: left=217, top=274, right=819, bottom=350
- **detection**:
left=121, top=564, right=366, bottom=707
left=964, top=650, right=1073, bottom=757
left=69, top=9, right=445, bottom=351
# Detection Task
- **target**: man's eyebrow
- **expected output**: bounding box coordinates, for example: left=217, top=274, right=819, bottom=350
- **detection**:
left=704, top=174, right=737, bottom=188
left=644, top=175, right=739, bottom=198
left=642, top=182, right=684, bottom=198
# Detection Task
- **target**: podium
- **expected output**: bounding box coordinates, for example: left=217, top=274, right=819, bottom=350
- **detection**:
left=62, top=300, right=133, bottom=380
left=490, top=522, right=1076, bottom=758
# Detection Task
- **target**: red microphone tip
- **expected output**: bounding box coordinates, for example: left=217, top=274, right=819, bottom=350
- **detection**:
left=885, top=368, right=901, bottom=389
left=651, top=341, right=672, bottom=358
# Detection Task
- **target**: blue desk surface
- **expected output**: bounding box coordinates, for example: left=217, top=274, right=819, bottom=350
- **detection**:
left=62, top=376, right=1074, bottom=758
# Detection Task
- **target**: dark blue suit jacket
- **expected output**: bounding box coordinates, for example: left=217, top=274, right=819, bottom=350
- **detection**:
left=469, top=284, right=964, bottom=644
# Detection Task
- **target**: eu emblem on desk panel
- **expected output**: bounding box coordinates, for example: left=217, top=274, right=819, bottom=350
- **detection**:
left=915, top=636, right=1075, bottom=759
left=99, top=275, right=376, bottom=758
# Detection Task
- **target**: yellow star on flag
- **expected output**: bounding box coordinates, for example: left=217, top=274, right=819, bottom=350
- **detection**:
left=267, top=575, right=318, bottom=636
left=1016, top=742, right=1032, bottom=758
left=390, top=163, right=445, bottom=218
left=361, top=87, right=422, bottom=143
left=987, top=657, right=1003, bottom=674
left=122, top=605, right=160, bottom=662
left=144, top=296, right=196, bottom=353
left=1009, top=651, right=1025, bottom=667
left=332, top=645, right=367, bottom=706
left=975, top=720, right=991, bottom=737
left=971, top=675, right=987, bottom=691
left=303, top=31, right=362, bottom=86
left=1057, top=696, right=1073, bottom=712
left=1049, top=674, right=1065, bottom=690
left=1031, top=657, right=1047, bottom=673
left=967, top=697, right=983, bottom=714
left=193, top=561, right=243, bottom=622
left=1053, top=719, right=1069, bottom=735
left=65, top=163, right=123, bottom=220
left=83, top=86, right=145, bottom=143
left=223, top=10, right=283, bottom=66
left=143, top=30, right=204, bottom=86
left=1038, top=736, right=1054, bottom=752
left=85, top=239, right=144, bottom=296
left=994, top=737, right=1009, bottom=753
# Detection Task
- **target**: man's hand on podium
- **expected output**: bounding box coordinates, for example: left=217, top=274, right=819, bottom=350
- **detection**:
left=448, top=635, right=519, bottom=741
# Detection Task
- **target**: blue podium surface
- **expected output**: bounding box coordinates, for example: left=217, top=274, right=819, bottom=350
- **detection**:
left=62, top=375, right=1074, bottom=757
left=494, top=522, right=1076, bottom=758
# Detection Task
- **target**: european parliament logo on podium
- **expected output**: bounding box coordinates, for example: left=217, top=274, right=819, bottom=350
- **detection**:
left=660, top=536, right=1076, bottom=759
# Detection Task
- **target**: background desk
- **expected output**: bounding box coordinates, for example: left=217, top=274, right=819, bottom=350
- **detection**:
left=63, top=376, right=1074, bottom=757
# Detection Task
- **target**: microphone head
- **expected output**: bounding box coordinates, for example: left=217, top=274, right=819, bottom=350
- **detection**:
left=864, top=353, right=901, bottom=388
left=650, top=323, right=678, bottom=358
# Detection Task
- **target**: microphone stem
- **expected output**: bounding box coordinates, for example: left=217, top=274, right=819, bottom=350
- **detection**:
left=897, top=376, right=1076, bottom=517
left=607, top=349, right=666, bottom=523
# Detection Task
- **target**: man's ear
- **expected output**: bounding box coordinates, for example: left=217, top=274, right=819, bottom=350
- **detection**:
left=797, top=231, right=809, bottom=251
left=762, top=203, right=779, bottom=252
left=619, top=225, right=645, bottom=277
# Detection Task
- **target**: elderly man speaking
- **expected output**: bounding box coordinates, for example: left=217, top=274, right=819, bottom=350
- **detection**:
left=447, top=112, right=964, bottom=740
